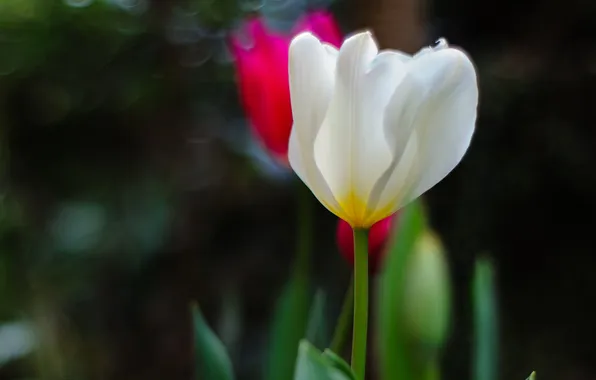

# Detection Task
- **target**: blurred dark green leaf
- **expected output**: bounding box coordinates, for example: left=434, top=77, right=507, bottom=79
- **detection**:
left=218, top=286, right=243, bottom=356
left=264, top=275, right=311, bottom=380
left=378, top=200, right=427, bottom=380
left=526, top=371, right=536, bottom=380
left=266, top=184, right=314, bottom=379
left=293, top=340, right=354, bottom=380
left=473, top=257, right=498, bottom=380
left=192, top=303, right=235, bottom=380
left=329, top=278, right=353, bottom=356
left=306, top=289, right=328, bottom=349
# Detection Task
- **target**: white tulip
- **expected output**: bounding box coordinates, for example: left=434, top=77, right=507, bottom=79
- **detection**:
left=288, top=31, right=478, bottom=228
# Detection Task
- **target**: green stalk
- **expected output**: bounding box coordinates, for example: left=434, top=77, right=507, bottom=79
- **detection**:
left=330, top=276, right=354, bottom=354
left=351, top=228, right=369, bottom=379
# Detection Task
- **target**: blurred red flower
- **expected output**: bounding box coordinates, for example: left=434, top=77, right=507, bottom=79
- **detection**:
left=229, top=11, right=342, bottom=163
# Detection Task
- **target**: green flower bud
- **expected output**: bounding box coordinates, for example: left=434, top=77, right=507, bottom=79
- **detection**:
left=402, top=230, right=451, bottom=348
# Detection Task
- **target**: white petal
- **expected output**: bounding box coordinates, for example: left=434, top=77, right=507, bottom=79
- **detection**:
left=362, top=72, right=426, bottom=224
left=406, top=48, right=478, bottom=201
left=289, top=33, right=337, bottom=144
left=313, top=31, right=408, bottom=224
left=288, top=126, right=343, bottom=215
left=391, top=50, right=414, bottom=62
left=370, top=44, right=478, bottom=219
left=288, top=32, right=342, bottom=214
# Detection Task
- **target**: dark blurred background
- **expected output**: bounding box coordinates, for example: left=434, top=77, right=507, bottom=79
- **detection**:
left=1, top=0, right=595, bottom=379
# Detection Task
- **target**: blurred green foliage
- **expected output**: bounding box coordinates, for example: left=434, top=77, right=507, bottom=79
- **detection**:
left=0, top=0, right=251, bottom=378
left=192, top=303, right=235, bottom=380
left=473, top=258, right=498, bottom=380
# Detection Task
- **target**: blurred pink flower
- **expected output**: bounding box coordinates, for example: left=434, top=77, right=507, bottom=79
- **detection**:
left=229, top=11, right=342, bottom=163
left=336, top=214, right=398, bottom=273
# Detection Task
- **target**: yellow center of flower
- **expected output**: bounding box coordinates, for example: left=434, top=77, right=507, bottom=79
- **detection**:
left=335, top=191, right=396, bottom=229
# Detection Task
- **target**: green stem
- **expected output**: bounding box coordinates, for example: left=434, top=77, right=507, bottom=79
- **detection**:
left=330, top=276, right=354, bottom=354
left=351, top=228, right=369, bottom=379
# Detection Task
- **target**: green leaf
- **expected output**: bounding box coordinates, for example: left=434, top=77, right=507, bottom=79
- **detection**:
left=306, top=289, right=328, bottom=349
left=526, top=371, right=536, bottom=380
left=378, top=200, right=427, bottom=380
left=472, top=257, right=498, bottom=380
left=322, top=349, right=356, bottom=380
left=191, top=303, right=234, bottom=380
left=329, top=278, right=354, bottom=355
left=265, top=182, right=314, bottom=380
left=293, top=340, right=354, bottom=380
left=264, top=275, right=311, bottom=380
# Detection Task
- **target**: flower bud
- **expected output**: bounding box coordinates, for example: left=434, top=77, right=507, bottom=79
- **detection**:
left=336, top=214, right=397, bottom=273
left=402, top=230, right=451, bottom=348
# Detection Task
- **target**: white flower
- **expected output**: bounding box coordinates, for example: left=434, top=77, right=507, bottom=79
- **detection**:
left=288, top=31, right=478, bottom=228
